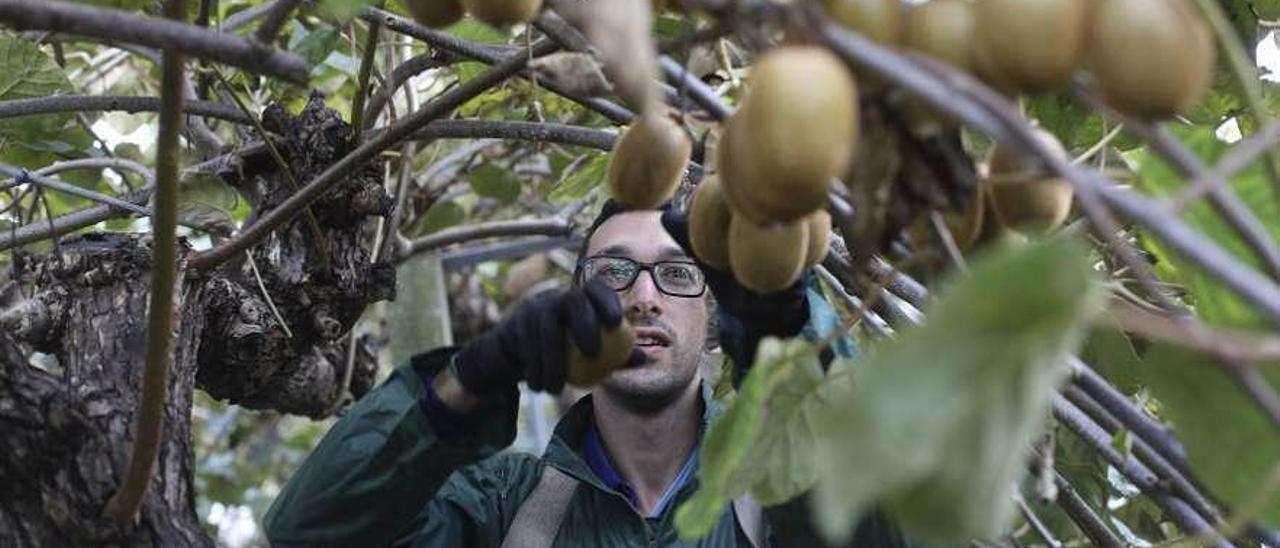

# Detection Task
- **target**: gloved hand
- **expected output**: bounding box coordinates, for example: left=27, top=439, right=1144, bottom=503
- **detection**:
left=454, top=278, right=643, bottom=395
left=660, top=207, right=810, bottom=378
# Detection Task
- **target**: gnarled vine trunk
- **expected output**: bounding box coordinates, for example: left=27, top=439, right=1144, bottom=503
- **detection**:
left=0, top=96, right=393, bottom=546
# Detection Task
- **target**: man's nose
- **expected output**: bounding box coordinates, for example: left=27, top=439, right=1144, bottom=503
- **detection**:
left=623, top=269, right=663, bottom=316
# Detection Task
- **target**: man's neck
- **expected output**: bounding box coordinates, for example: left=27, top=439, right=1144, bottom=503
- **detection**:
left=592, top=379, right=703, bottom=515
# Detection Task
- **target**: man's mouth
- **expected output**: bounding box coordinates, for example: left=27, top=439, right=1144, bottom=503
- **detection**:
left=633, top=327, right=672, bottom=349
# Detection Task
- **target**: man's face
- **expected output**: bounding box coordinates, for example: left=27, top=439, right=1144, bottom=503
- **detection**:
left=583, top=211, right=709, bottom=409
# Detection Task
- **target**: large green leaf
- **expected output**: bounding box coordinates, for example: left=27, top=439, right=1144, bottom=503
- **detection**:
left=1139, top=345, right=1280, bottom=526
left=548, top=152, right=608, bottom=205
left=1126, top=125, right=1278, bottom=329
left=809, top=238, right=1103, bottom=544
left=674, top=337, right=833, bottom=539
left=469, top=163, right=523, bottom=202
left=0, top=35, right=87, bottom=169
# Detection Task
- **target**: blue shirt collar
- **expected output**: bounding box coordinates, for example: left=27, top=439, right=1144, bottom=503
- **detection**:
left=583, top=418, right=700, bottom=518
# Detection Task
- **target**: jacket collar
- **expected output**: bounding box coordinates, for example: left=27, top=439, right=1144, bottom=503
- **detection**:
left=541, top=379, right=722, bottom=494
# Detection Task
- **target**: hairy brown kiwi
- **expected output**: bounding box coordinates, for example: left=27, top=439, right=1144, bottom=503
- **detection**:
left=987, top=129, right=1074, bottom=233
left=689, top=177, right=734, bottom=270
left=804, top=209, right=832, bottom=267
left=729, top=46, right=859, bottom=223
left=607, top=113, right=692, bottom=209
left=567, top=322, right=635, bottom=387
left=974, top=0, right=1088, bottom=91
left=824, top=0, right=904, bottom=45
left=728, top=215, right=809, bottom=293
left=903, top=0, right=977, bottom=72
left=1088, top=0, right=1214, bottom=119
left=405, top=0, right=465, bottom=28
left=461, top=0, right=542, bottom=27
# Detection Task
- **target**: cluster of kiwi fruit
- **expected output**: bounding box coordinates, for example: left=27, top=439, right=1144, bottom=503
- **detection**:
left=823, top=0, right=1210, bottom=247
left=402, top=0, right=541, bottom=29
left=825, top=0, right=1215, bottom=120
left=686, top=46, right=854, bottom=293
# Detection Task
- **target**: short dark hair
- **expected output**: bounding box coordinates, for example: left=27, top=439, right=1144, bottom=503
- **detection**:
left=573, top=199, right=675, bottom=284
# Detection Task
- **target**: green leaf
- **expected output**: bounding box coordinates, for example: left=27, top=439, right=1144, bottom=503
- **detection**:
left=1139, top=345, right=1280, bottom=526
left=1079, top=324, right=1144, bottom=395
left=810, top=238, right=1103, bottom=544
left=1256, top=0, right=1280, bottom=20
left=290, top=22, right=341, bottom=71
left=318, top=0, right=377, bottom=20
left=548, top=152, right=608, bottom=205
left=1026, top=93, right=1138, bottom=155
left=469, top=163, right=523, bottom=202
left=176, top=173, right=239, bottom=234
left=411, top=200, right=466, bottom=236
left=1127, top=125, right=1280, bottom=329
left=0, top=35, right=86, bottom=169
left=675, top=338, right=832, bottom=539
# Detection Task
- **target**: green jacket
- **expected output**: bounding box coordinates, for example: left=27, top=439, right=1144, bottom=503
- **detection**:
left=264, top=287, right=912, bottom=547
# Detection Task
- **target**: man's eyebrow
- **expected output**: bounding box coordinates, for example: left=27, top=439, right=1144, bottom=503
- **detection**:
left=658, top=246, right=690, bottom=261
left=596, top=244, right=631, bottom=257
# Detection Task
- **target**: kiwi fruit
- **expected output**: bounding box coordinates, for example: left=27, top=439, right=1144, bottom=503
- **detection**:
left=716, top=115, right=774, bottom=224
left=688, top=177, right=734, bottom=270
left=903, top=0, right=977, bottom=73
left=728, top=215, right=809, bottom=293
left=1088, top=0, right=1215, bottom=119
left=974, top=0, right=1088, bottom=91
left=824, top=0, right=904, bottom=45
left=607, top=113, right=692, bottom=209
left=567, top=322, right=635, bottom=387
left=404, top=0, right=464, bottom=28
left=729, top=46, right=859, bottom=223
left=986, top=128, right=1074, bottom=233
left=804, top=209, right=832, bottom=267
left=461, top=0, right=542, bottom=27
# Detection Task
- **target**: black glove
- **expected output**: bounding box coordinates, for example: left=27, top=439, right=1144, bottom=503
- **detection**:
left=454, top=278, right=642, bottom=395
left=660, top=207, right=810, bottom=380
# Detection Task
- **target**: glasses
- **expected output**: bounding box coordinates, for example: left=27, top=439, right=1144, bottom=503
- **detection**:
left=579, top=255, right=707, bottom=298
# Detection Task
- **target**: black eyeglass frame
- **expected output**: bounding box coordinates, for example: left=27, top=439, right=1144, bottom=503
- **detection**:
left=576, top=255, right=707, bottom=298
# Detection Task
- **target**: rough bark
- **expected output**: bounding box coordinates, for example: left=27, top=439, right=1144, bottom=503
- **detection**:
left=0, top=234, right=208, bottom=547
left=0, top=96, right=394, bottom=544
left=196, top=93, right=393, bottom=417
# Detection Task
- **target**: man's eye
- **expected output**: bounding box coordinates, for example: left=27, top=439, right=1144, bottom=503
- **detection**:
left=661, top=266, right=696, bottom=283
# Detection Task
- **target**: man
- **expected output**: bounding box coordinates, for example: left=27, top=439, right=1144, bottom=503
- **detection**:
left=263, top=201, right=911, bottom=547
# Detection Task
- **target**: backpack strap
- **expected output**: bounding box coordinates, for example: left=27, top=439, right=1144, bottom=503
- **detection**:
left=501, top=466, right=580, bottom=548
left=732, top=494, right=765, bottom=548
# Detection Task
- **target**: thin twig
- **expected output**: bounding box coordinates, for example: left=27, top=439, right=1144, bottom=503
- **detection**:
left=350, top=10, right=382, bottom=143
left=1051, top=396, right=1234, bottom=548
left=189, top=37, right=562, bottom=270
left=244, top=250, right=292, bottom=338
left=364, top=7, right=634, bottom=124
left=1101, top=298, right=1280, bottom=363
left=0, top=0, right=308, bottom=83
left=401, top=218, right=575, bottom=258
left=1049, top=470, right=1125, bottom=548
left=102, top=0, right=188, bottom=527
left=35, top=157, right=156, bottom=188
left=0, top=95, right=251, bottom=124
left=362, top=52, right=452, bottom=129
left=0, top=164, right=150, bottom=216
left=1071, top=124, right=1124, bottom=166
left=1013, top=493, right=1062, bottom=548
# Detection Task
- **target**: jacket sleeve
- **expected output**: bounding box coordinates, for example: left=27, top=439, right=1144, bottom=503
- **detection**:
left=263, top=347, right=520, bottom=547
